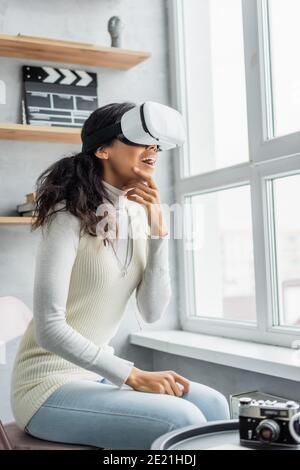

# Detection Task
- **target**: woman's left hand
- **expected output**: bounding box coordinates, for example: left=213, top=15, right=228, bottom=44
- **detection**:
left=122, top=166, right=168, bottom=238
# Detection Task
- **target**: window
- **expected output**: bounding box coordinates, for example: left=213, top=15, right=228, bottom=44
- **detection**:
left=266, top=0, right=300, bottom=138
left=187, top=186, right=256, bottom=323
left=169, top=0, right=300, bottom=347
left=182, top=0, right=249, bottom=176
left=272, top=174, right=300, bottom=327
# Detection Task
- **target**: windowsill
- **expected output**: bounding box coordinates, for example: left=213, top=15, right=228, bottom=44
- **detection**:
left=130, top=330, right=300, bottom=382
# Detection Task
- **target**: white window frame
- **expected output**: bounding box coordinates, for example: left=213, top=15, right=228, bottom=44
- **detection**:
left=167, top=0, right=300, bottom=348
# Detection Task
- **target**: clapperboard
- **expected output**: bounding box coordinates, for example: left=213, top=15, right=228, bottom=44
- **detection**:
left=22, top=65, right=98, bottom=127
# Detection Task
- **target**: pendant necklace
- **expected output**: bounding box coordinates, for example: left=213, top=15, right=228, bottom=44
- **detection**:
left=110, top=209, right=132, bottom=277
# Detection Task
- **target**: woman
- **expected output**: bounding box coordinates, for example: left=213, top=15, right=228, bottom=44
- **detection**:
left=10, top=102, right=230, bottom=450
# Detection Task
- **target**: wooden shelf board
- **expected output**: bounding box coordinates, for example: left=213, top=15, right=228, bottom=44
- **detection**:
left=0, top=33, right=151, bottom=69
left=0, top=123, right=82, bottom=144
left=0, top=216, right=36, bottom=224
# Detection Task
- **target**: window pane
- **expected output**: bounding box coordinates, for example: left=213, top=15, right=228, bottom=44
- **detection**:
left=187, top=186, right=256, bottom=322
left=182, top=0, right=249, bottom=176
left=267, top=0, right=300, bottom=137
left=273, top=174, right=300, bottom=327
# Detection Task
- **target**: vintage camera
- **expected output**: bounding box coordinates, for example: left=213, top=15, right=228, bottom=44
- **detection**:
left=239, top=397, right=300, bottom=448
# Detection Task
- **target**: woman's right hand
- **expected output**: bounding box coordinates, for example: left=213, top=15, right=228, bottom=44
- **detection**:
left=125, top=367, right=190, bottom=397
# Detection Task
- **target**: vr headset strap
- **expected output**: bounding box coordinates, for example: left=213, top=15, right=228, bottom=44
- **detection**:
left=81, top=121, right=122, bottom=153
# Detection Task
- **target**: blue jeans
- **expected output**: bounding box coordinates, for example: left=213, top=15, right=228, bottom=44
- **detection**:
left=24, top=376, right=230, bottom=449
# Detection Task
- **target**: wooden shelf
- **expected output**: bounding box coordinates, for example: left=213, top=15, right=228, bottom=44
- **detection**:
left=0, top=34, right=150, bottom=228
left=0, top=216, right=36, bottom=224
left=0, top=123, right=81, bottom=144
left=0, top=33, right=151, bottom=70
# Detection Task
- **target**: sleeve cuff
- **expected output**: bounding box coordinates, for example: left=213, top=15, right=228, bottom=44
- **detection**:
left=90, top=345, right=135, bottom=388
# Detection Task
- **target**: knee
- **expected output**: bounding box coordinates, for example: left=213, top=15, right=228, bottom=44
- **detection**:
left=184, top=381, right=230, bottom=421
left=167, top=399, right=207, bottom=431
left=203, top=388, right=230, bottom=420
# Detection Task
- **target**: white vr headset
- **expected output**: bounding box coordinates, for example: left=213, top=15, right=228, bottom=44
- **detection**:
left=81, top=101, right=187, bottom=153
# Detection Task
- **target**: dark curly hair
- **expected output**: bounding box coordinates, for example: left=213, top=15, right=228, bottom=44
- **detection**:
left=30, top=101, right=140, bottom=246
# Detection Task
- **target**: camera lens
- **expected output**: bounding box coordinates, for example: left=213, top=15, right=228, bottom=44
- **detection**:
left=256, top=419, right=280, bottom=443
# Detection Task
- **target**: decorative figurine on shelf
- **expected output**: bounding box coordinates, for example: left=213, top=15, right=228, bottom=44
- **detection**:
left=108, top=16, right=125, bottom=48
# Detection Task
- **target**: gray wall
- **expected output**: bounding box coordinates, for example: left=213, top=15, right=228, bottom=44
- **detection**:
left=153, top=350, right=300, bottom=405
left=0, top=0, right=180, bottom=423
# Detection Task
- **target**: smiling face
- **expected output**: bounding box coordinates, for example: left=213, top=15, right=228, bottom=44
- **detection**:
left=94, top=139, right=159, bottom=187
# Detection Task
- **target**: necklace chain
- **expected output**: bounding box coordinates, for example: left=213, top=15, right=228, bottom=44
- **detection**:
left=110, top=208, right=132, bottom=277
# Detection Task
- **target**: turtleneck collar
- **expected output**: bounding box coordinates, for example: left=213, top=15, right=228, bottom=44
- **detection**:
left=102, top=179, right=128, bottom=210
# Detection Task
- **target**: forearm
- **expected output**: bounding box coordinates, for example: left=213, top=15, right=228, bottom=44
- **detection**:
left=136, top=236, right=172, bottom=323
left=34, top=310, right=134, bottom=387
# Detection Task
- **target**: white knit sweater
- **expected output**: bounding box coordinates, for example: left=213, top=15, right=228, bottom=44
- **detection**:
left=10, top=182, right=171, bottom=430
